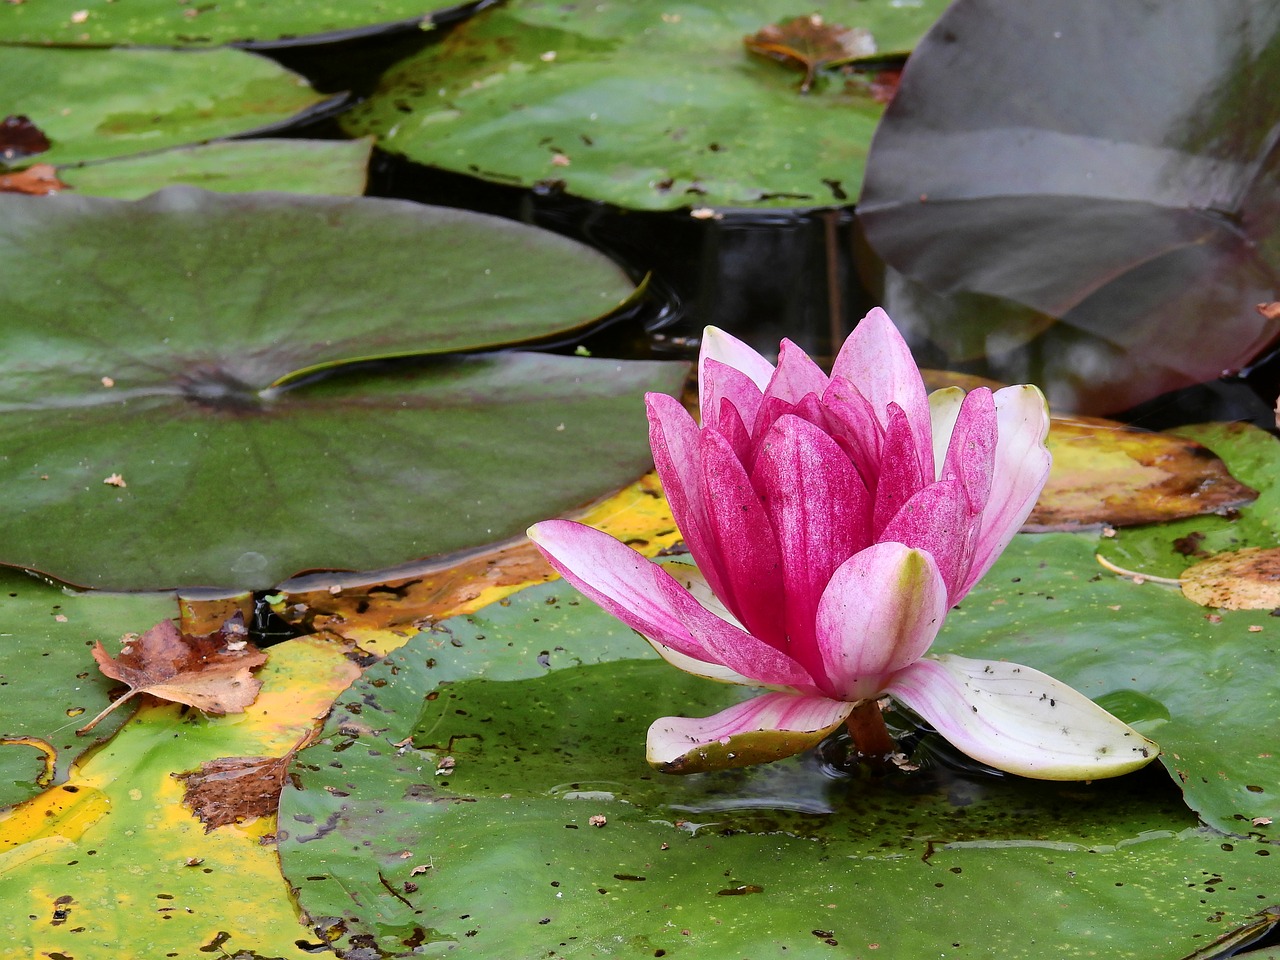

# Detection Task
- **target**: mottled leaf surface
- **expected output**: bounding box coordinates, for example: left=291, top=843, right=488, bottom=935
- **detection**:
left=279, top=576, right=1277, bottom=958
left=344, top=0, right=950, bottom=210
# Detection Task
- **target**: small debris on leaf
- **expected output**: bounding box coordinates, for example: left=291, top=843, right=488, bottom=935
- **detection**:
left=589, top=814, right=607, bottom=827
left=1257, top=301, right=1280, bottom=321
left=1, top=115, right=52, bottom=162
left=1253, top=817, right=1273, bottom=826
left=103, top=473, right=126, bottom=488
left=744, top=15, right=876, bottom=93
left=0, top=163, right=67, bottom=196
left=434, top=756, right=456, bottom=776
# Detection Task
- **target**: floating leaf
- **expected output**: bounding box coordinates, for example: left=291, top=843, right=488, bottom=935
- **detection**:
left=279, top=576, right=1277, bottom=957
left=1179, top=547, right=1280, bottom=610
left=344, top=0, right=950, bottom=210
left=0, top=188, right=683, bottom=591
left=57, top=138, right=372, bottom=199
left=0, top=0, right=470, bottom=47
left=859, top=0, right=1280, bottom=413
left=81, top=618, right=267, bottom=734
left=743, top=14, right=875, bottom=93
left=0, top=46, right=329, bottom=169
left=0, top=114, right=49, bottom=162
left=0, top=162, right=66, bottom=195
left=1027, top=416, right=1257, bottom=530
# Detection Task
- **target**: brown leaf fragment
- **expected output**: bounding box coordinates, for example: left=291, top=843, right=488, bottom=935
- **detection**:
left=1025, top=415, right=1257, bottom=531
left=745, top=15, right=875, bottom=93
left=1, top=115, right=51, bottom=162
left=1181, top=547, right=1280, bottom=610
left=0, top=163, right=68, bottom=196
left=1257, top=301, right=1280, bottom=321
left=78, top=615, right=267, bottom=734
left=174, top=755, right=289, bottom=832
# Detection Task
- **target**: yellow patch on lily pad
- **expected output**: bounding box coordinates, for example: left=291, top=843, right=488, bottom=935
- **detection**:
left=280, top=471, right=680, bottom=656
left=1026, top=416, right=1256, bottom=531
left=0, top=634, right=358, bottom=958
left=1181, top=547, right=1280, bottom=610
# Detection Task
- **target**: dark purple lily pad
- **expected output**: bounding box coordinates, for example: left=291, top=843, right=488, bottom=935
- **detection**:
left=858, top=0, right=1280, bottom=414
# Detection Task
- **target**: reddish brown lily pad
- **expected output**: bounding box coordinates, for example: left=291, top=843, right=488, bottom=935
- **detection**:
left=744, top=15, right=876, bottom=93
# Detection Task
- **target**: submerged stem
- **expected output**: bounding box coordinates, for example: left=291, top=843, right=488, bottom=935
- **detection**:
left=845, top=698, right=896, bottom=761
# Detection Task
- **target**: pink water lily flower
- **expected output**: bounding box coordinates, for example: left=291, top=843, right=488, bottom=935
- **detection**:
left=529, top=309, right=1157, bottom=779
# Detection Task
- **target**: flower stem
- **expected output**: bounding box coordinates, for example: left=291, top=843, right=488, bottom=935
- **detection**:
left=845, top=698, right=896, bottom=761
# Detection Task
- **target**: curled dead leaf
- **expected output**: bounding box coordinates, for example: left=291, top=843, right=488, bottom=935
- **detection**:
left=1, top=115, right=51, bottom=162
left=78, top=615, right=267, bottom=734
left=1180, top=547, right=1280, bottom=610
left=0, top=163, right=68, bottom=196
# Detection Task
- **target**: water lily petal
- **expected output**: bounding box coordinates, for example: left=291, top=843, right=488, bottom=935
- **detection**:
left=815, top=543, right=948, bottom=701
left=960, top=384, right=1052, bottom=596
left=822, top=375, right=884, bottom=489
left=928, top=386, right=965, bottom=479
left=647, top=692, right=854, bottom=773
left=940, top=387, right=997, bottom=512
left=877, top=479, right=977, bottom=605
left=761, top=338, right=830, bottom=405
left=699, top=430, right=787, bottom=648
left=702, top=357, right=765, bottom=435
left=832, top=307, right=933, bottom=477
left=871, top=403, right=927, bottom=537
left=528, top=520, right=812, bottom=689
left=884, top=654, right=1159, bottom=780
left=752, top=414, right=870, bottom=676
left=700, top=325, right=775, bottom=392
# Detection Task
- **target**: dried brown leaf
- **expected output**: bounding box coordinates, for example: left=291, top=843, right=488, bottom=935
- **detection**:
left=1, top=115, right=51, bottom=162
left=744, top=15, right=875, bottom=93
left=174, top=755, right=290, bottom=832
left=1180, top=546, right=1280, bottom=610
left=78, top=616, right=267, bottom=734
left=0, top=163, right=68, bottom=196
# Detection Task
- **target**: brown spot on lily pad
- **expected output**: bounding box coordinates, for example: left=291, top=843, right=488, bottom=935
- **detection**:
left=1181, top=547, right=1280, bottom=610
left=1025, top=416, right=1257, bottom=531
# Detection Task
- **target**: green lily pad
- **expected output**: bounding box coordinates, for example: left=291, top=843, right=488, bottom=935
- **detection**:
left=343, top=0, right=949, bottom=211
left=57, top=138, right=372, bottom=199
left=0, top=46, right=330, bottom=169
left=279, top=578, right=1277, bottom=958
left=0, top=569, right=174, bottom=808
left=1098, top=422, right=1280, bottom=580
left=0, top=0, right=462, bottom=47
left=0, top=188, right=682, bottom=591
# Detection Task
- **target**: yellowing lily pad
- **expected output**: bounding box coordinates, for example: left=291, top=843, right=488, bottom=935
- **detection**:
left=1026, top=416, right=1257, bottom=530
left=1180, top=546, right=1280, bottom=610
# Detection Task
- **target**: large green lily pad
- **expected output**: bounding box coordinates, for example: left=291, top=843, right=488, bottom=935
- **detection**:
left=57, top=138, right=373, bottom=199
left=343, top=0, right=949, bottom=211
left=0, top=0, right=466, bottom=47
left=0, top=569, right=174, bottom=809
left=279, top=574, right=1277, bottom=958
left=0, top=188, right=682, bottom=591
left=858, top=0, right=1280, bottom=414
left=0, top=46, right=330, bottom=169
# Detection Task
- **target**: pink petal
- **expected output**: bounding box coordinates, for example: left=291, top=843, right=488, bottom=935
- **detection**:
left=647, top=392, right=726, bottom=601
left=940, top=387, right=997, bottom=512
left=821, top=375, right=884, bottom=488
left=751, top=415, right=871, bottom=678
left=814, top=543, right=948, bottom=701
left=700, top=325, right=775, bottom=390
left=698, top=430, right=788, bottom=649
left=831, top=307, right=933, bottom=478
left=527, top=520, right=813, bottom=689
left=760, top=339, right=830, bottom=406
left=702, top=358, right=764, bottom=434
left=884, top=655, right=1159, bottom=780
left=959, top=384, right=1052, bottom=597
left=871, top=403, right=927, bottom=537
left=647, top=692, right=854, bottom=773
left=876, top=479, right=977, bottom=606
